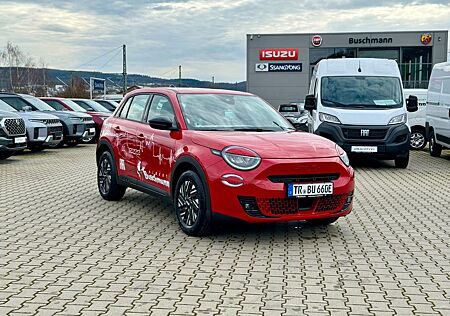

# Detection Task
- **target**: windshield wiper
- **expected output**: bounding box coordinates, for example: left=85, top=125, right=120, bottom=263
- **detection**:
left=233, top=128, right=277, bottom=132
left=321, top=99, right=348, bottom=107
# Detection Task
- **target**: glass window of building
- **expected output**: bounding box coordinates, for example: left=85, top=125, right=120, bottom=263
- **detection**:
left=401, top=47, right=432, bottom=89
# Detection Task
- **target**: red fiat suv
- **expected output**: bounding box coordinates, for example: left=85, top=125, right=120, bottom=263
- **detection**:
left=96, top=88, right=354, bottom=236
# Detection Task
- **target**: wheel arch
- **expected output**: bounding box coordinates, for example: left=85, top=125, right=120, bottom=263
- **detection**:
left=96, top=139, right=115, bottom=165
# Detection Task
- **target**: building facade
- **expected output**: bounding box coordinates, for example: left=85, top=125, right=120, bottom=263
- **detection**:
left=246, top=30, right=448, bottom=107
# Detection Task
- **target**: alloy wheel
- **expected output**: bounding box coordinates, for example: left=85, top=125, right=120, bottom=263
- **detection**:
left=177, top=179, right=200, bottom=227
left=410, top=132, right=425, bottom=149
left=98, top=157, right=112, bottom=195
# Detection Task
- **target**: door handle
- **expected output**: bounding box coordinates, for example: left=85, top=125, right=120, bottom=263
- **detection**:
left=113, top=126, right=122, bottom=132
left=137, top=134, right=145, bottom=139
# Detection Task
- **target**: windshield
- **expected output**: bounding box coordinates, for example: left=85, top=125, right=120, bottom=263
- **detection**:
left=0, top=100, right=17, bottom=112
left=177, top=94, right=293, bottom=131
left=62, top=99, right=87, bottom=112
left=20, top=95, right=55, bottom=111
left=73, top=100, right=110, bottom=113
left=321, top=76, right=403, bottom=109
left=0, top=97, right=34, bottom=111
left=96, top=100, right=116, bottom=111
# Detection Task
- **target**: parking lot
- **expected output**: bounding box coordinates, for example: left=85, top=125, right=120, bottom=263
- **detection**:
left=1, top=145, right=449, bottom=315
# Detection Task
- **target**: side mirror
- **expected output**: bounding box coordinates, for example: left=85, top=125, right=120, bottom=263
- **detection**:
left=148, top=116, right=177, bottom=131
left=304, top=95, right=317, bottom=111
left=406, top=95, right=418, bottom=112
left=22, top=106, right=32, bottom=112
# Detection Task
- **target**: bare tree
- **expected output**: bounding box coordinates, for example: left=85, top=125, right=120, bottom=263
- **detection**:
left=56, top=76, right=89, bottom=98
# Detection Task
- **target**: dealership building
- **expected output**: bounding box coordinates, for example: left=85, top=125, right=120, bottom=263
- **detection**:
left=246, top=30, right=448, bottom=107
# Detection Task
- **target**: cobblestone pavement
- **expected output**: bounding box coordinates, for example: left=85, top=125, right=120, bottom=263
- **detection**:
left=1, top=145, right=450, bottom=316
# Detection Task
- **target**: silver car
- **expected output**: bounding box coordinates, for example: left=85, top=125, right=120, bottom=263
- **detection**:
left=0, top=110, right=27, bottom=160
left=0, top=97, right=63, bottom=151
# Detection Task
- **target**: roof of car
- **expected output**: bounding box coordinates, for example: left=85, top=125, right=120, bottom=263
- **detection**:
left=128, top=87, right=252, bottom=96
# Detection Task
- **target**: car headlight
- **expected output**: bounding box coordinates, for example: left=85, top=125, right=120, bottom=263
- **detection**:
left=319, top=112, right=341, bottom=124
left=70, top=117, right=81, bottom=122
left=336, top=145, right=350, bottom=167
left=29, top=119, right=45, bottom=124
left=388, top=114, right=406, bottom=125
left=217, top=146, right=261, bottom=171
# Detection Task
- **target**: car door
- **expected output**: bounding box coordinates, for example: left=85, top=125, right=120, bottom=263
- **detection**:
left=138, top=94, right=179, bottom=193
left=438, top=78, right=450, bottom=146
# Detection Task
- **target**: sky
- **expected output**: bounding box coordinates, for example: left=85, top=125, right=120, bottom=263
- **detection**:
left=0, top=0, right=449, bottom=82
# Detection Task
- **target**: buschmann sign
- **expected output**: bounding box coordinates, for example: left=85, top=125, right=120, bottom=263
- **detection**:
left=260, top=48, right=298, bottom=60
left=349, top=37, right=393, bottom=44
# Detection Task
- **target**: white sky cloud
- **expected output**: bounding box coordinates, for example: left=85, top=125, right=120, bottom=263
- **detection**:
left=0, top=0, right=449, bottom=82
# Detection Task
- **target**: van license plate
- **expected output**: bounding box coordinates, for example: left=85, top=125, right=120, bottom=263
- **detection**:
left=288, top=182, right=333, bottom=197
left=89, top=128, right=95, bottom=133
left=351, top=146, right=377, bottom=153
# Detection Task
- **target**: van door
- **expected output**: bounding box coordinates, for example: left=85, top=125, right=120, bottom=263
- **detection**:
left=437, top=78, right=450, bottom=146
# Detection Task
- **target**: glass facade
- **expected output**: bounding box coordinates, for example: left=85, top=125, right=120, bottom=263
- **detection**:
left=309, top=46, right=433, bottom=89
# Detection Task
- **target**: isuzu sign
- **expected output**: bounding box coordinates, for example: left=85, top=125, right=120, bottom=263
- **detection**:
left=259, top=48, right=298, bottom=60
left=255, top=63, right=302, bottom=72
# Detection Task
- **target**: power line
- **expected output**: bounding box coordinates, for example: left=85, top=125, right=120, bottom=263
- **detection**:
left=98, top=49, right=122, bottom=71
left=75, top=45, right=122, bottom=70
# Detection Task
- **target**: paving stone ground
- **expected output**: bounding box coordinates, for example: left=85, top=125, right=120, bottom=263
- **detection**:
left=1, top=145, right=449, bottom=316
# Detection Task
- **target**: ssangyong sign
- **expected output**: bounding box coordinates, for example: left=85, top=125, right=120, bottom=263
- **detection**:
left=255, top=63, right=302, bottom=72
left=259, top=48, right=298, bottom=60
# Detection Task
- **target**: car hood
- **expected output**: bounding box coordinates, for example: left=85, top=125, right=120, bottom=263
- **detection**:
left=39, top=110, right=91, bottom=119
left=321, top=107, right=405, bottom=125
left=16, top=111, right=60, bottom=120
left=0, top=110, right=21, bottom=119
left=190, top=131, right=338, bottom=159
left=88, top=111, right=110, bottom=117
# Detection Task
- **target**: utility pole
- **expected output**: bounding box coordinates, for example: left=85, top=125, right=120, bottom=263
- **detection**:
left=212, top=76, right=215, bottom=86
left=122, top=44, right=127, bottom=96
left=178, top=65, right=182, bottom=87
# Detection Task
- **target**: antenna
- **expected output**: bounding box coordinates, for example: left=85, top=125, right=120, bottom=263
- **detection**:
left=358, top=61, right=362, bottom=72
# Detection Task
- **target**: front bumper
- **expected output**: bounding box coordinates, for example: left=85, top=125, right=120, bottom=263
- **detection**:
left=0, top=136, right=27, bottom=152
left=206, top=156, right=354, bottom=223
left=45, top=124, right=64, bottom=145
left=315, top=122, right=410, bottom=159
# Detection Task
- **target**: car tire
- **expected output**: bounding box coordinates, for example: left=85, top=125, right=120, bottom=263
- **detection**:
left=66, top=141, right=78, bottom=147
left=410, top=129, right=427, bottom=150
left=307, top=217, right=338, bottom=226
left=429, top=131, right=442, bottom=157
left=29, top=146, right=45, bottom=153
left=0, top=152, right=12, bottom=160
left=97, top=151, right=126, bottom=201
left=174, top=170, right=212, bottom=236
left=395, top=153, right=409, bottom=168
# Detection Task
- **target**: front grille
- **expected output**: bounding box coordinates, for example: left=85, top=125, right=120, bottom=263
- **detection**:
left=342, top=128, right=388, bottom=140
left=268, top=173, right=339, bottom=183
left=2, top=118, right=26, bottom=136
left=43, top=119, right=60, bottom=125
left=49, top=126, right=63, bottom=140
left=257, top=194, right=347, bottom=217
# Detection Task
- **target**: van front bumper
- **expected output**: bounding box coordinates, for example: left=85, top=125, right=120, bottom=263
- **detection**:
left=315, top=122, right=410, bottom=159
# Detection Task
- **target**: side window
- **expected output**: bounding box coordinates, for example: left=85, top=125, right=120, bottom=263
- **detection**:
left=118, top=97, right=133, bottom=118
left=147, top=95, right=176, bottom=123
left=313, top=78, right=318, bottom=97
left=127, top=94, right=150, bottom=121
left=44, top=100, right=66, bottom=111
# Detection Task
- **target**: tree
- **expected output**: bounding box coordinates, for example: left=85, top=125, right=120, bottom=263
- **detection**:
left=56, top=76, right=89, bottom=98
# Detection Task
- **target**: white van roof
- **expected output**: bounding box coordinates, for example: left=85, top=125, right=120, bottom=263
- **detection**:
left=315, top=58, right=401, bottom=77
left=430, top=61, right=450, bottom=78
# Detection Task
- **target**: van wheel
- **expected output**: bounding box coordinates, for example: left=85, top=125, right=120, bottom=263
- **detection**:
left=395, top=153, right=409, bottom=168
left=410, top=129, right=426, bottom=150
left=0, top=152, right=12, bottom=160
left=429, top=131, right=442, bottom=157
left=174, top=170, right=212, bottom=236
left=97, top=151, right=126, bottom=200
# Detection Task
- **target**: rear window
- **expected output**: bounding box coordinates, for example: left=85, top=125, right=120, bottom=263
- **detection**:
left=279, top=105, right=298, bottom=112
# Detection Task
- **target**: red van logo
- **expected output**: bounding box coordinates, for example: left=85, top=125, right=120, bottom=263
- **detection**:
left=421, top=33, right=432, bottom=45
left=311, top=35, right=322, bottom=47
left=259, top=48, right=298, bottom=60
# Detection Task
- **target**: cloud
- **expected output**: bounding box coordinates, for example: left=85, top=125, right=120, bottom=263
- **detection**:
left=0, top=0, right=448, bottom=82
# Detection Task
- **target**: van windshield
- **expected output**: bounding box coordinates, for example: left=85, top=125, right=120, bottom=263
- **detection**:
left=321, top=76, right=403, bottom=109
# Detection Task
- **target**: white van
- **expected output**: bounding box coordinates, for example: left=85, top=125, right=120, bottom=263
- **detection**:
left=404, top=88, right=427, bottom=149
left=305, top=58, right=418, bottom=168
left=426, top=62, right=450, bottom=157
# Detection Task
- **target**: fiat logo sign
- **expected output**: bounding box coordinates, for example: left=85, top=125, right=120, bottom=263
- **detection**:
left=311, top=35, right=322, bottom=47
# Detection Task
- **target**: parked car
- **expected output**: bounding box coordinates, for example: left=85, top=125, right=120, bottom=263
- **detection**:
left=19, top=94, right=95, bottom=147
left=0, top=110, right=27, bottom=160
left=305, top=58, right=418, bottom=168
left=94, top=99, right=118, bottom=111
left=96, top=88, right=354, bottom=236
left=427, top=61, right=450, bottom=157
left=404, top=89, right=428, bottom=149
left=0, top=97, right=63, bottom=151
left=278, top=102, right=312, bottom=132
left=41, top=97, right=109, bottom=143
left=70, top=99, right=112, bottom=113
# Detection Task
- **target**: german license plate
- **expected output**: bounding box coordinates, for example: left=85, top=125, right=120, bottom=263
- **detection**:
left=89, top=128, right=95, bottom=133
left=288, top=182, right=333, bottom=197
left=14, top=136, right=27, bottom=144
left=351, top=146, right=377, bottom=153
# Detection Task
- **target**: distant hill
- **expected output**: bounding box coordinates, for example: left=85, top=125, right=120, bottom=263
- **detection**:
left=0, top=67, right=246, bottom=92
